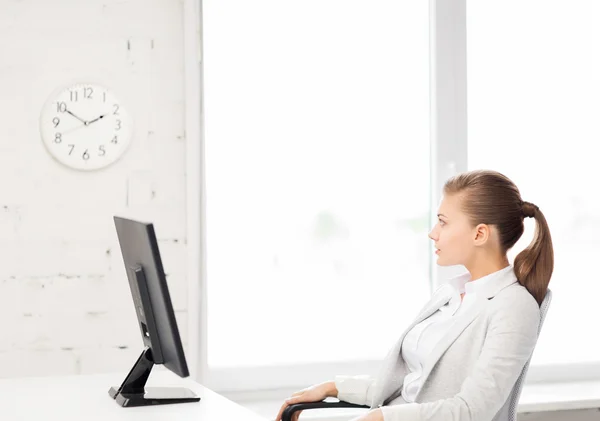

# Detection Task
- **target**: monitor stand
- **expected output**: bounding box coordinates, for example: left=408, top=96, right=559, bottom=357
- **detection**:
left=109, top=347, right=201, bottom=407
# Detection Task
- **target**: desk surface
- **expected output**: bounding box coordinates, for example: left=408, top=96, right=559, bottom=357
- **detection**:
left=0, top=371, right=267, bottom=421
left=7, top=372, right=599, bottom=420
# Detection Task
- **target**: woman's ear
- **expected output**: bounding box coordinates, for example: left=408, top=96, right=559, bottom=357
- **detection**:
left=473, top=223, right=490, bottom=245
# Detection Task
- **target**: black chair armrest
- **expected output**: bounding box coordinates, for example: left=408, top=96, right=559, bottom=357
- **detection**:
left=282, top=400, right=369, bottom=421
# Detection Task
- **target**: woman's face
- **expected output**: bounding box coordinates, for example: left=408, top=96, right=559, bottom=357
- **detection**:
left=428, top=193, right=477, bottom=267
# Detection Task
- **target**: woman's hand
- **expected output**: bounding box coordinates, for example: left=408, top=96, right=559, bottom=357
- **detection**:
left=274, top=381, right=335, bottom=421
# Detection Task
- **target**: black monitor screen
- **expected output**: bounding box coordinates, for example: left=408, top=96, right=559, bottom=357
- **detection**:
left=113, top=216, right=189, bottom=377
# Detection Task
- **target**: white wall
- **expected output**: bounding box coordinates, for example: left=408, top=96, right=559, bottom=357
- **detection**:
left=0, top=0, right=187, bottom=378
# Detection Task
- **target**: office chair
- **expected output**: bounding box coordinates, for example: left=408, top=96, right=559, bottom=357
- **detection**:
left=282, top=288, right=553, bottom=421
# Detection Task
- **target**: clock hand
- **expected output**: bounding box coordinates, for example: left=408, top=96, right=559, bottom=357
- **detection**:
left=65, top=109, right=88, bottom=125
left=87, top=114, right=106, bottom=125
left=60, top=123, right=87, bottom=135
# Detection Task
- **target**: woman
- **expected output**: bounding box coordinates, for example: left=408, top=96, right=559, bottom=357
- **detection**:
left=275, top=169, right=554, bottom=421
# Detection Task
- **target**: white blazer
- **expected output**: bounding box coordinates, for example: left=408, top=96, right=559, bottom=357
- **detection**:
left=335, top=265, right=541, bottom=421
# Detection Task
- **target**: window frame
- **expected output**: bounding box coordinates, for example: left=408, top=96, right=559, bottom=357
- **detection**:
left=184, top=0, right=590, bottom=396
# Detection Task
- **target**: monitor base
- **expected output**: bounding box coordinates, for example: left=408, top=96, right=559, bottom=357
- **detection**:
left=109, top=347, right=200, bottom=407
left=109, top=386, right=200, bottom=407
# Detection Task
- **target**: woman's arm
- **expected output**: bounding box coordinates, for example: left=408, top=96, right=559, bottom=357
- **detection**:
left=334, top=374, right=378, bottom=405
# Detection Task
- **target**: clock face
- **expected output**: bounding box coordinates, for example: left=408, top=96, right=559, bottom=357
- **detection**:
left=40, top=83, right=133, bottom=170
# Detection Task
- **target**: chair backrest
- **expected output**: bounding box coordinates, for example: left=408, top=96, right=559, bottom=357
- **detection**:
left=501, top=288, right=552, bottom=421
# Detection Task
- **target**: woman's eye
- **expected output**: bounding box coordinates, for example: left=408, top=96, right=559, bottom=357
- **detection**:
left=438, top=220, right=445, bottom=226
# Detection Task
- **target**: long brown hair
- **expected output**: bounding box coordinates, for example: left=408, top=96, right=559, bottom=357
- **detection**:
left=443, top=169, right=554, bottom=306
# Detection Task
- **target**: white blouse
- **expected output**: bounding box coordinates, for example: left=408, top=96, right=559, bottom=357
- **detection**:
left=399, top=265, right=513, bottom=403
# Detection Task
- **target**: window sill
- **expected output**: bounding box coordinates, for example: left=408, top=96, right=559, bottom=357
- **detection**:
left=518, top=380, right=600, bottom=413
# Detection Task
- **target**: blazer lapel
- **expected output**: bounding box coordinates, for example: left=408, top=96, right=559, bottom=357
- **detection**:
left=413, top=284, right=457, bottom=326
left=371, top=285, right=455, bottom=407
left=372, top=266, right=520, bottom=407
left=413, top=295, right=484, bottom=401
left=414, top=268, right=519, bottom=401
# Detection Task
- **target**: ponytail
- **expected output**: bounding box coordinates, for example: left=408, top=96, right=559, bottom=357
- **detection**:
left=513, top=201, right=554, bottom=306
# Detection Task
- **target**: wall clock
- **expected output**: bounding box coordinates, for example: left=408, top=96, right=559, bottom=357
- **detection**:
left=40, top=83, right=133, bottom=170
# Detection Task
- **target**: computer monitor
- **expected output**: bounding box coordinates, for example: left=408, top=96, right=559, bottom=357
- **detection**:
left=108, top=216, right=200, bottom=407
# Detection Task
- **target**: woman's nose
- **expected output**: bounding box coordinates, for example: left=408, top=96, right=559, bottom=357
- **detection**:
left=428, top=228, right=437, bottom=241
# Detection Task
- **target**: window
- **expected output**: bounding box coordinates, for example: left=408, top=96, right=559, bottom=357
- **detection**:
left=203, top=1, right=431, bottom=388
left=467, top=1, right=598, bottom=365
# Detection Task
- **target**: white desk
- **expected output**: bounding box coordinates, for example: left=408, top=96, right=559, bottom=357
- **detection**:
left=0, top=371, right=267, bottom=421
